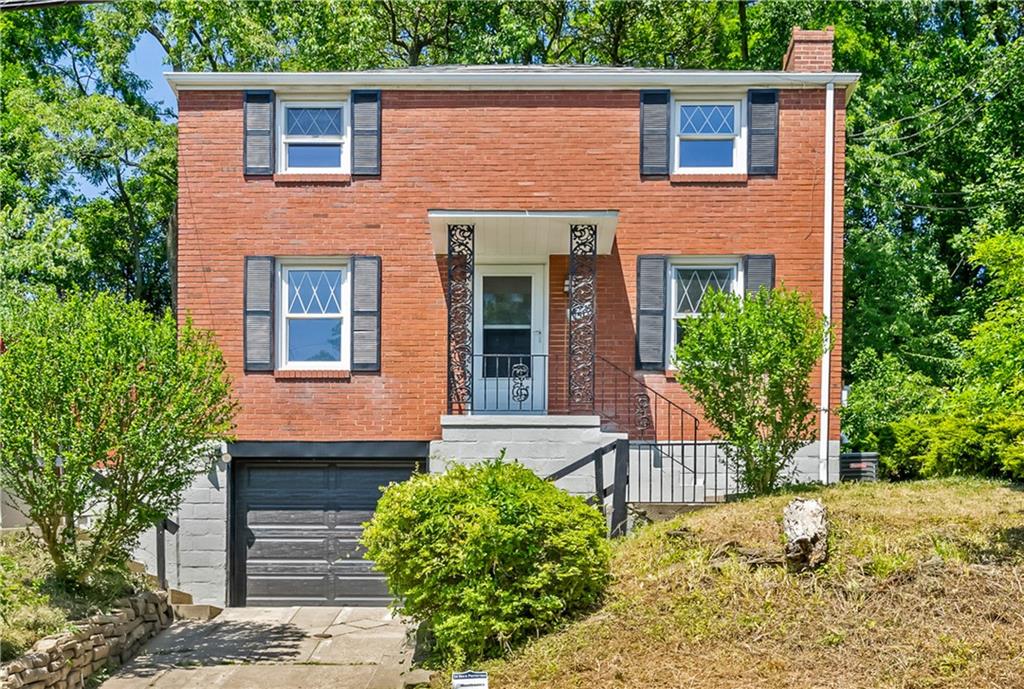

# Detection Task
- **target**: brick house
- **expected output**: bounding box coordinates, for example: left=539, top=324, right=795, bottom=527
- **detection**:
left=138, top=28, right=856, bottom=607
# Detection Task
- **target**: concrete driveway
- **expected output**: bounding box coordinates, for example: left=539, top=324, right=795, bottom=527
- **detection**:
left=101, top=607, right=430, bottom=689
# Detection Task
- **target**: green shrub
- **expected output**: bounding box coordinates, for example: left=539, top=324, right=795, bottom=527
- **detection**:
left=880, top=410, right=1024, bottom=480
left=841, top=349, right=943, bottom=452
left=361, top=459, right=611, bottom=667
left=673, top=287, right=828, bottom=495
left=0, top=290, right=235, bottom=583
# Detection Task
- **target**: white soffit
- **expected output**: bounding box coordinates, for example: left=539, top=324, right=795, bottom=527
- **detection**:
left=428, top=210, right=619, bottom=257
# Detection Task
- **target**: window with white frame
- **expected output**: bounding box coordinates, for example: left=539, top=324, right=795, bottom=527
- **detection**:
left=674, top=100, right=746, bottom=174
left=278, top=100, right=349, bottom=173
left=669, top=260, right=742, bottom=356
left=277, top=261, right=351, bottom=369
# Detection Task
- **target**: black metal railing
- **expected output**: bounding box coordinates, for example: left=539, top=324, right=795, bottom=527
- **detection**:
left=461, top=353, right=549, bottom=414
left=593, top=355, right=734, bottom=503
left=594, top=354, right=698, bottom=446
left=546, top=439, right=629, bottom=537
left=628, top=441, right=730, bottom=504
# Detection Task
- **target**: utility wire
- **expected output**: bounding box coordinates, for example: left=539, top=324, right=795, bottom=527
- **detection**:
left=850, top=47, right=1020, bottom=142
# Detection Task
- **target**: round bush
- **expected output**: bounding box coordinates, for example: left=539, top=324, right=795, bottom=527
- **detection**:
left=361, top=458, right=611, bottom=666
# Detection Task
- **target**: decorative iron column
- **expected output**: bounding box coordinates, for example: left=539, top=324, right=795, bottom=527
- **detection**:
left=446, top=224, right=474, bottom=413
left=568, top=223, right=598, bottom=411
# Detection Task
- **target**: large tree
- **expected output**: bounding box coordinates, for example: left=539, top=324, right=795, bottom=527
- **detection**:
left=0, top=290, right=235, bottom=583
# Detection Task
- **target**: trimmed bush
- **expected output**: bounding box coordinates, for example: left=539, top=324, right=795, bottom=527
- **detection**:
left=879, top=410, right=1024, bottom=480
left=361, top=459, right=611, bottom=667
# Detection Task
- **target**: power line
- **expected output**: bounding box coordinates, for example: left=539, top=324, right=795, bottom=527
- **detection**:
left=0, top=0, right=100, bottom=10
left=850, top=46, right=1021, bottom=143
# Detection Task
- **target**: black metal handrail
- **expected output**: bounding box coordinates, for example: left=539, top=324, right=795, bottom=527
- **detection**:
left=546, top=438, right=629, bottom=537
left=594, top=354, right=699, bottom=444
left=593, top=355, right=736, bottom=503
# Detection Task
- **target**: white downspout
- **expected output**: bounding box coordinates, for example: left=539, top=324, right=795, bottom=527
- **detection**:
left=818, top=82, right=835, bottom=484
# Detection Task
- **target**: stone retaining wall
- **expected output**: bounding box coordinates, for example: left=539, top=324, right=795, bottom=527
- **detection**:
left=0, top=590, right=172, bottom=689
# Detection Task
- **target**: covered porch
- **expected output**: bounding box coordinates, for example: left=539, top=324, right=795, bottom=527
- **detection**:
left=430, top=210, right=618, bottom=417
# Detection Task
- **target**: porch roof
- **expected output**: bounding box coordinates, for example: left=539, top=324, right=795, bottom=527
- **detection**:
left=428, top=209, right=618, bottom=257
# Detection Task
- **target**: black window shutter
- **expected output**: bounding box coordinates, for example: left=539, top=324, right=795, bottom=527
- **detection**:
left=351, top=90, right=381, bottom=176
left=748, top=90, right=779, bottom=176
left=244, top=256, right=275, bottom=371
left=350, top=255, right=381, bottom=372
left=636, top=256, right=668, bottom=370
left=640, top=90, right=671, bottom=176
left=744, top=255, right=776, bottom=295
left=244, top=91, right=275, bottom=175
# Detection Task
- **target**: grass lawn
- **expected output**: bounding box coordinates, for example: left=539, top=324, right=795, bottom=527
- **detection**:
left=481, top=479, right=1024, bottom=689
left=0, top=531, right=139, bottom=661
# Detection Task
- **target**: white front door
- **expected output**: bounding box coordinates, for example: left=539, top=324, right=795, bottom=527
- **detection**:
left=473, top=265, right=547, bottom=413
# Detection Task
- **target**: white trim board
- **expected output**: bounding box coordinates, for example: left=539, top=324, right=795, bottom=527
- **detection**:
left=165, top=68, right=860, bottom=97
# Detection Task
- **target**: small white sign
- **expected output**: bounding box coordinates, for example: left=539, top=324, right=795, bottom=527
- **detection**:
left=452, top=670, right=489, bottom=689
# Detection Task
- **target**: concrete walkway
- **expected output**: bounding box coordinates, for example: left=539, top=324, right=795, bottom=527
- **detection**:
left=101, top=607, right=430, bottom=689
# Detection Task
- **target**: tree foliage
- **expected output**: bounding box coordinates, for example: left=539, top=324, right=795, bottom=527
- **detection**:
left=4, top=1, right=1024, bottom=462
left=0, top=291, right=236, bottom=583
left=877, top=233, right=1024, bottom=479
left=673, top=288, right=828, bottom=495
left=841, top=349, right=943, bottom=452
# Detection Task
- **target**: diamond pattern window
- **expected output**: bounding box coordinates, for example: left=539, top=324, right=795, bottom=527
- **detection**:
left=280, top=101, right=347, bottom=173
left=670, top=262, right=740, bottom=357
left=679, top=105, right=735, bottom=135
left=279, top=264, right=350, bottom=369
left=676, top=101, right=742, bottom=172
left=286, top=108, right=342, bottom=137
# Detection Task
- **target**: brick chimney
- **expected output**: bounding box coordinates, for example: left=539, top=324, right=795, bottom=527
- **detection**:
left=783, top=26, right=834, bottom=72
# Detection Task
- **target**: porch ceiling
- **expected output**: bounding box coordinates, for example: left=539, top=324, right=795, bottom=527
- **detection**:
left=428, top=210, right=618, bottom=258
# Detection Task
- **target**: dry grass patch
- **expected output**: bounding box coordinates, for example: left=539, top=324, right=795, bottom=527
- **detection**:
left=0, top=531, right=139, bottom=661
left=479, top=479, right=1024, bottom=689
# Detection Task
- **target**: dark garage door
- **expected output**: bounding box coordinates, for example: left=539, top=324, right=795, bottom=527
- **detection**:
left=232, top=460, right=415, bottom=606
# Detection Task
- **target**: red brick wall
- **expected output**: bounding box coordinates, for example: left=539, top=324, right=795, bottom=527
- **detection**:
left=783, top=28, right=835, bottom=73
left=177, top=88, right=845, bottom=442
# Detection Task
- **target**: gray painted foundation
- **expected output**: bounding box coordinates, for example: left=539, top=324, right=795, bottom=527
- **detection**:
left=134, top=459, right=230, bottom=607
left=0, top=488, right=30, bottom=529
left=429, top=415, right=626, bottom=496
left=140, top=425, right=840, bottom=607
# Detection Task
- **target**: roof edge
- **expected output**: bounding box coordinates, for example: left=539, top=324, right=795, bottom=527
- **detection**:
left=165, top=69, right=860, bottom=95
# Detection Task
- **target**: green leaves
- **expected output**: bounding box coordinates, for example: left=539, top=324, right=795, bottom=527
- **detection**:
left=872, top=233, right=1024, bottom=479
left=841, top=349, right=944, bottom=452
left=0, top=291, right=236, bottom=583
left=673, top=287, right=827, bottom=495
left=361, top=459, right=610, bottom=667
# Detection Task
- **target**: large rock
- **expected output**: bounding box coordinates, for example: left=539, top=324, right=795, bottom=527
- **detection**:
left=782, top=498, right=828, bottom=571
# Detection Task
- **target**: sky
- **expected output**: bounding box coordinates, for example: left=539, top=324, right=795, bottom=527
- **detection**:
left=131, top=31, right=177, bottom=116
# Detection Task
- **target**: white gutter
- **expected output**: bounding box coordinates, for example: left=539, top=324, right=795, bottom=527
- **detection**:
left=164, top=69, right=860, bottom=94
left=818, top=82, right=835, bottom=484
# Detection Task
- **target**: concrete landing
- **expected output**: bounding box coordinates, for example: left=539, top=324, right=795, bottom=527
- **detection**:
left=100, top=606, right=431, bottom=689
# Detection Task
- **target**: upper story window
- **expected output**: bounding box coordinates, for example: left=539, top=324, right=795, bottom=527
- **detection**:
left=277, top=100, right=350, bottom=174
left=669, top=259, right=742, bottom=358
left=277, top=260, right=351, bottom=370
left=674, top=100, right=747, bottom=174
